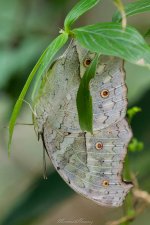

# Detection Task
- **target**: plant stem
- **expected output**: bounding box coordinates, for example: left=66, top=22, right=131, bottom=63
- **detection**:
left=121, top=155, right=135, bottom=225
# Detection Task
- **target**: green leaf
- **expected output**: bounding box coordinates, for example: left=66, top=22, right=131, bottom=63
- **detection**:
left=64, top=0, right=101, bottom=32
left=8, top=33, right=68, bottom=154
left=31, top=33, right=68, bottom=100
left=73, top=22, right=150, bottom=68
left=127, top=106, right=141, bottom=123
left=76, top=55, right=98, bottom=133
left=128, top=138, right=144, bottom=152
left=113, top=0, right=150, bottom=22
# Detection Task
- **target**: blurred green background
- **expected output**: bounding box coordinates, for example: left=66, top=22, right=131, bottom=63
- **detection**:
left=0, top=0, right=150, bottom=225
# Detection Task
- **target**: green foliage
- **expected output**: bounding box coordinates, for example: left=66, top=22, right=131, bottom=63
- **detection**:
left=76, top=55, right=98, bottom=133
left=73, top=23, right=150, bottom=68
left=127, top=106, right=142, bottom=123
left=145, top=28, right=150, bottom=37
left=128, top=138, right=144, bottom=152
left=113, top=0, right=150, bottom=22
left=0, top=37, right=49, bottom=90
left=8, top=0, right=150, bottom=151
left=8, top=33, right=68, bottom=153
left=127, top=107, right=143, bottom=152
left=123, top=106, right=144, bottom=225
left=31, top=33, right=68, bottom=99
left=64, top=0, right=101, bottom=32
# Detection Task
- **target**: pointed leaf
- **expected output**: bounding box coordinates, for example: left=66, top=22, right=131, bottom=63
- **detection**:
left=113, top=0, right=150, bottom=22
left=31, top=33, right=68, bottom=99
left=8, top=33, right=68, bottom=154
left=64, top=0, right=101, bottom=32
left=73, top=23, right=150, bottom=68
left=76, top=55, right=98, bottom=133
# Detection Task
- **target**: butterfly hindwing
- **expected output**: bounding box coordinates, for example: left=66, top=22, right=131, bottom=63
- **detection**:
left=43, top=118, right=132, bottom=207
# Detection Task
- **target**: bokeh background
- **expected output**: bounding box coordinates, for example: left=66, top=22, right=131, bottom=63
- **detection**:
left=0, top=0, right=150, bottom=225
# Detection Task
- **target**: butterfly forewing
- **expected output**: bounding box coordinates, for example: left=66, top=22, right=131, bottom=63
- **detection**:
left=33, top=40, right=81, bottom=134
left=90, top=56, right=127, bottom=130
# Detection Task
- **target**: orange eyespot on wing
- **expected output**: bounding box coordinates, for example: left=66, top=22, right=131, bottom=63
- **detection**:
left=95, top=142, right=103, bottom=150
left=100, top=89, right=110, bottom=98
left=102, top=180, right=109, bottom=187
left=83, top=58, right=92, bottom=67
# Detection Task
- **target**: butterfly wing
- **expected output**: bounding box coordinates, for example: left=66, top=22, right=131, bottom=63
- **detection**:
left=91, top=56, right=127, bottom=130
left=33, top=40, right=133, bottom=207
left=34, top=41, right=128, bottom=133
left=43, top=118, right=132, bottom=207
left=33, top=40, right=81, bottom=134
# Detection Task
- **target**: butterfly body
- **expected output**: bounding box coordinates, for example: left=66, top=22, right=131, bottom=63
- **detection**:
left=33, top=40, right=132, bottom=207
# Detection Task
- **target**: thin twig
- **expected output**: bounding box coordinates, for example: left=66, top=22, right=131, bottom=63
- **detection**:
left=107, top=187, right=150, bottom=225
left=133, top=189, right=150, bottom=204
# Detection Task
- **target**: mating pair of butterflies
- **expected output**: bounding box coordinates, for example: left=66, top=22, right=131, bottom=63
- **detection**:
left=33, top=39, right=132, bottom=207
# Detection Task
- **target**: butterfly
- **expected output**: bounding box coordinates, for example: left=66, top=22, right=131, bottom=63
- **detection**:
left=33, top=39, right=133, bottom=207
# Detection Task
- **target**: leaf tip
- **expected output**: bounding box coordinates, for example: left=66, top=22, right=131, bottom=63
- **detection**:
left=136, top=58, right=145, bottom=66
left=8, top=139, right=11, bottom=157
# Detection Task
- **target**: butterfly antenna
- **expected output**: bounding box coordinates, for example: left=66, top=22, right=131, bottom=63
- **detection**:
left=39, top=131, right=50, bottom=180
left=43, top=143, right=48, bottom=180
left=0, top=122, right=33, bottom=130
left=15, top=122, right=33, bottom=126
left=21, top=99, right=37, bottom=117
